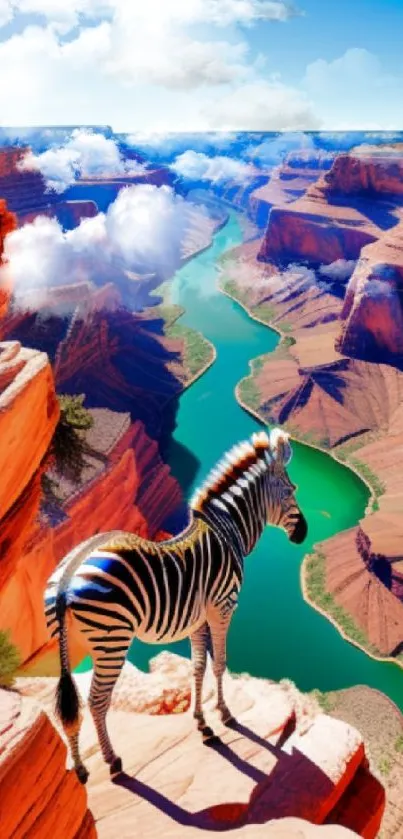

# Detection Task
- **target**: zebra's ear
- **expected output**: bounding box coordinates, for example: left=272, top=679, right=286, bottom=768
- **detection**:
left=270, top=427, right=293, bottom=466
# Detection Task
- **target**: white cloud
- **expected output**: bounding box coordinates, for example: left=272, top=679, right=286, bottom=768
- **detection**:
left=319, top=259, right=357, bottom=282
left=0, top=184, right=193, bottom=306
left=126, top=132, right=240, bottom=160
left=2, top=0, right=299, bottom=31
left=7, top=0, right=113, bottom=32
left=171, top=150, right=256, bottom=183
left=303, top=48, right=403, bottom=130
left=365, top=278, right=395, bottom=298
left=246, top=131, right=315, bottom=164
left=204, top=80, right=320, bottom=131
left=17, top=129, right=146, bottom=192
left=304, top=49, right=383, bottom=97
left=105, top=31, right=249, bottom=89
left=0, top=0, right=12, bottom=26
left=0, top=0, right=305, bottom=130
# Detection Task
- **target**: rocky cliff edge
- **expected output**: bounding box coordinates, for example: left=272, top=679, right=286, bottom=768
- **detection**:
left=17, top=652, right=385, bottom=839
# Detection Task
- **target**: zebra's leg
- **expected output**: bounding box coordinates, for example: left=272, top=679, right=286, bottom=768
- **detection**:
left=208, top=615, right=234, bottom=724
left=88, top=649, right=128, bottom=776
left=69, top=728, right=88, bottom=785
left=190, top=623, right=210, bottom=734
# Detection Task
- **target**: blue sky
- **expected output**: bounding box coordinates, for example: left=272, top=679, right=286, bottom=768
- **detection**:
left=0, top=0, right=402, bottom=131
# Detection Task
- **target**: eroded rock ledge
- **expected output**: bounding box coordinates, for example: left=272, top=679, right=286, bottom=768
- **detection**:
left=18, top=652, right=385, bottom=839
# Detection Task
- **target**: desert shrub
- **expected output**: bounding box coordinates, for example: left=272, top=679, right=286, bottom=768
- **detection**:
left=42, top=394, right=94, bottom=506
left=0, top=631, right=20, bottom=688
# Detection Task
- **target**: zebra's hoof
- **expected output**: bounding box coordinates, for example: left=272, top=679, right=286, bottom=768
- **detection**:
left=76, top=765, right=89, bottom=785
left=110, top=756, right=123, bottom=776
left=201, top=725, right=216, bottom=741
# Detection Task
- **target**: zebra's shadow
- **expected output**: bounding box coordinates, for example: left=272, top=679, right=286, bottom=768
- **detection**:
left=112, top=713, right=333, bottom=832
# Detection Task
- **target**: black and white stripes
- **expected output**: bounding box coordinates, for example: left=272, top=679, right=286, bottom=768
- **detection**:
left=45, top=427, right=307, bottom=784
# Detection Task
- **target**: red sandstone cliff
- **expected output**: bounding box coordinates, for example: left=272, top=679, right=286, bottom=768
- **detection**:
left=338, top=219, right=403, bottom=362
left=257, top=183, right=381, bottom=266
left=0, top=147, right=60, bottom=216
left=222, top=144, right=403, bottom=662
left=0, top=688, right=96, bottom=838
left=257, top=146, right=403, bottom=268
left=19, top=199, right=99, bottom=228
left=0, top=341, right=59, bottom=527
left=250, top=150, right=334, bottom=226
left=0, top=198, right=17, bottom=319
left=324, top=146, right=403, bottom=196
left=0, top=340, right=182, bottom=671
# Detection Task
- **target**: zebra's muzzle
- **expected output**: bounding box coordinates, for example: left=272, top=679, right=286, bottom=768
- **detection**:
left=290, top=514, right=308, bottom=544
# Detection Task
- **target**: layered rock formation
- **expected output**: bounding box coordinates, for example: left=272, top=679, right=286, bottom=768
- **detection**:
left=0, top=198, right=17, bottom=319
left=18, top=652, right=385, bottom=838
left=0, top=340, right=182, bottom=671
left=19, top=199, right=99, bottom=229
left=339, top=219, right=403, bottom=363
left=253, top=347, right=403, bottom=449
left=0, top=341, right=59, bottom=556
left=257, top=185, right=381, bottom=267
left=0, top=147, right=60, bottom=216
left=256, top=146, right=403, bottom=268
left=0, top=687, right=96, bottom=838
left=1, top=408, right=182, bottom=672
left=250, top=150, right=334, bottom=228
left=222, top=144, right=403, bottom=662
left=315, top=527, right=403, bottom=656
left=324, top=145, right=403, bottom=196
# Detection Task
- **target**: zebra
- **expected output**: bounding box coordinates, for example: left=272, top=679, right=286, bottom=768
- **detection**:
left=44, top=426, right=307, bottom=785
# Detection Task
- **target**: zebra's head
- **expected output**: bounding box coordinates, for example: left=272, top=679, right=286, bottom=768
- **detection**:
left=258, top=428, right=308, bottom=545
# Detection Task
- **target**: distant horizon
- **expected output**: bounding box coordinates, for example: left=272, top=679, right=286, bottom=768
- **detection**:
left=1, top=127, right=403, bottom=135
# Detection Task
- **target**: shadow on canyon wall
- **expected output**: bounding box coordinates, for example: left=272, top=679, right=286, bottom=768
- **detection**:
left=4, top=303, right=202, bottom=533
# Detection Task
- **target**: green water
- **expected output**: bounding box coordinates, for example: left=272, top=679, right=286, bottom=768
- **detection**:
left=126, top=211, right=403, bottom=710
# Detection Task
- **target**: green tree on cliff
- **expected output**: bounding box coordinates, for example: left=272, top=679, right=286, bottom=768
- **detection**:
left=0, top=631, right=20, bottom=688
left=42, top=394, right=94, bottom=506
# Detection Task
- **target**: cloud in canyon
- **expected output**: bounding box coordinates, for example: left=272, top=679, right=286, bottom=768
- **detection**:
left=171, top=150, right=257, bottom=183
left=17, top=129, right=146, bottom=193
left=0, top=184, right=194, bottom=306
left=319, top=259, right=357, bottom=282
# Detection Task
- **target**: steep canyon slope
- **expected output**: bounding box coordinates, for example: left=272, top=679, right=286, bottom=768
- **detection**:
left=221, top=144, right=403, bottom=661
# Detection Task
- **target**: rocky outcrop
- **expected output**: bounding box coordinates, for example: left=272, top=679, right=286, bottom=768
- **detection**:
left=316, top=527, right=403, bottom=656
left=19, top=200, right=99, bottom=229
left=250, top=150, right=334, bottom=228
left=0, top=337, right=182, bottom=671
left=0, top=198, right=17, bottom=319
left=338, top=219, right=403, bottom=363
left=253, top=349, right=403, bottom=449
left=257, top=184, right=381, bottom=267
left=222, top=144, right=403, bottom=663
left=0, top=341, right=59, bottom=532
left=350, top=410, right=403, bottom=570
left=324, top=146, right=403, bottom=196
left=18, top=651, right=385, bottom=838
left=223, top=239, right=343, bottom=332
left=0, top=687, right=96, bottom=838
left=0, top=147, right=60, bottom=216
left=256, top=147, right=403, bottom=269
left=1, top=409, right=182, bottom=672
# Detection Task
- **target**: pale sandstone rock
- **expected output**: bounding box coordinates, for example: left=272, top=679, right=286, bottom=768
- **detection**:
left=18, top=652, right=384, bottom=839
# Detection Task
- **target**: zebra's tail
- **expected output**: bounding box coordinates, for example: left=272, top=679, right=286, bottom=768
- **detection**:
left=55, top=591, right=81, bottom=734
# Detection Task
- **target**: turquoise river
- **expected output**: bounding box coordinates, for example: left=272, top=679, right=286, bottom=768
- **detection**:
left=85, top=210, right=403, bottom=710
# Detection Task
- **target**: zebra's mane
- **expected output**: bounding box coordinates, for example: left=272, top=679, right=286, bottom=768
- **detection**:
left=191, top=430, right=277, bottom=513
